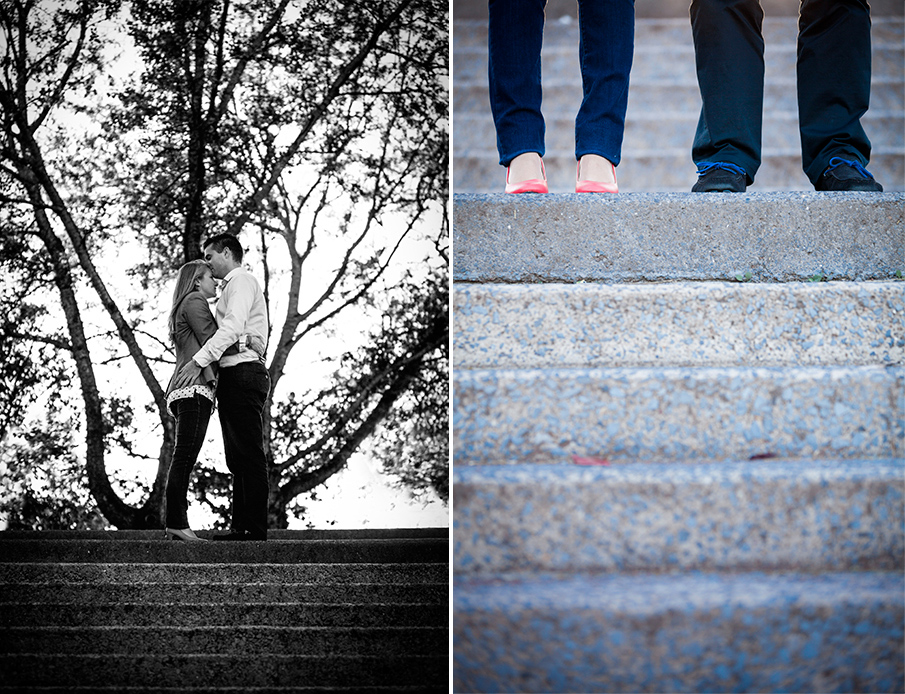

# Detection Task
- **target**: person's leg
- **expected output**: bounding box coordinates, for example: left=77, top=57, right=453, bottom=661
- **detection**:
left=574, top=0, right=634, bottom=182
left=488, top=0, right=547, bottom=170
left=216, top=363, right=271, bottom=538
left=165, top=395, right=212, bottom=529
left=216, top=387, right=243, bottom=533
left=798, top=0, right=875, bottom=186
left=690, top=0, right=764, bottom=185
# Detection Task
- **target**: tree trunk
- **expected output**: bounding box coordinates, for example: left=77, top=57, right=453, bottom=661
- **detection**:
left=29, top=193, right=139, bottom=527
left=10, top=105, right=175, bottom=528
left=182, top=0, right=212, bottom=262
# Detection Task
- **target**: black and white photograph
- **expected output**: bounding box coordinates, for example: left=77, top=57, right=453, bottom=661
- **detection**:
left=1, top=0, right=448, bottom=689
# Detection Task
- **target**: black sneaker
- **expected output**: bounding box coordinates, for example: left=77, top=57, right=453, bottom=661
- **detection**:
left=691, top=162, right=748, bottom=192
left=815, top=157, right=883, bottom=191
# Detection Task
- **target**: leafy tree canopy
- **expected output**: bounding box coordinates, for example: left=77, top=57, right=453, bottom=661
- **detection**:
left=0, top=0, right=449, bottom=530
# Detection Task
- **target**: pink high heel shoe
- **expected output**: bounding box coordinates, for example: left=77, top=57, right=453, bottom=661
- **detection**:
left=575, top=160, right=618, bottom=193
left=505, top=159, right=548, bottom=194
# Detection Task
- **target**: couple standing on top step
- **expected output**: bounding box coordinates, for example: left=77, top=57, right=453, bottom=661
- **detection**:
left=490, top=0, right=884, bottom=194
left=165, top=234, right=271, bottom=543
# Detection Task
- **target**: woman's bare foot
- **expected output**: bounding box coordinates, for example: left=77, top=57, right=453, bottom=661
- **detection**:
left=505, top=151, right=548, bottom=193
left=576, top=154, right=618, bottom=193
left=577, top=154, right=616, bottom=184
left=508, top=152, right=545, bottom=184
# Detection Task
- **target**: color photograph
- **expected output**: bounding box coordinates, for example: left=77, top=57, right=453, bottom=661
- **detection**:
left=451, top=0, right=903, bottom=691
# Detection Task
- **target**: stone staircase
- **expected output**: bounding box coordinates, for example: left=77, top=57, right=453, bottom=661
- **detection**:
left=453, top=0, right=904, bottom=193
left=451, top=190, right=905, bottom=692
left=452, top=2, right=905, bottom=690
left=0, top=528, right=448, bottom=692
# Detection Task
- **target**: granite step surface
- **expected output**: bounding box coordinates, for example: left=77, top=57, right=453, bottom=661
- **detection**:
left=0, top=527, right=448, bottom=540
left=452, top=193, right=905, bottom=283
left=454, top=281, right=905, bottom=369
left=0, top=530, right=448, bottom=692
left=1, top=601, right=448, bottom=627
left=0, top=561, right=446, bottom=585
left=453, top=459, right=904, bottom=574
left=0, top=655, right=446, bottom=690
left=452, top=8, right=903, bottom=689
left=454, top=364, right=903, bottom=465
left=0, top=536, right=447, bottom=563
left=453, top=569, right=904, bottom=693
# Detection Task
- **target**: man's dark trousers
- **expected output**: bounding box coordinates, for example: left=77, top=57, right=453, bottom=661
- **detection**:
left=217, top=361, right=271, bottom=537
left=690, top=0, right=873, bottom=185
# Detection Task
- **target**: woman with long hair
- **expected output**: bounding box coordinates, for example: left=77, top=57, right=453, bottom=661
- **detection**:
left=164, top=260, right=219, bottom=541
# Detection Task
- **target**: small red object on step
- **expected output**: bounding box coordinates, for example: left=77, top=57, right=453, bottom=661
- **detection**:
left=571, top=455, right=610, bottom=466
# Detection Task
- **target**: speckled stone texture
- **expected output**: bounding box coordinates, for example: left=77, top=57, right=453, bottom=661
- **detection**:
left=0, top=531, right=449, bottom=690
left=453, top=571, right=905, bottom=693
left=451, top=188, right=905, bottom=693
left=453, top=459, right=904, bottom=574
left=454, top=365, right=904, bottom=464
left=454, top=281, right=905, bottom=368
left=452, top=193, right=905, bottom=283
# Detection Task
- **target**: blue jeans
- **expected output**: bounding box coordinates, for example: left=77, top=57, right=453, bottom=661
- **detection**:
left=217, top=362, right=271, bottom=537
left=166, top=394, right=212, bottom=528
left=488, top=0, right=635, bottom=167
left=691, top=0, right=873, bottom=185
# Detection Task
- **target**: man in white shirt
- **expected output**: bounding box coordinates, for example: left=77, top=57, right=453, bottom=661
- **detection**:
left=174, top=233, right=271, bottom=540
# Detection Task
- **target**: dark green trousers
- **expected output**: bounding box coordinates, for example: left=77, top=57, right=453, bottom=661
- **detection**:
left=690, top=0, right=873, bottom=185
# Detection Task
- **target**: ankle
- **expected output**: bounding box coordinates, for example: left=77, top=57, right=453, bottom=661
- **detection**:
left=578, top=155, right=615, bottom=183
left=508, top=152, right=544, bottom=184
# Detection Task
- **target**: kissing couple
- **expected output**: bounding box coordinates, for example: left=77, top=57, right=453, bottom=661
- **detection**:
left=163, top=233, right=271, bottom=541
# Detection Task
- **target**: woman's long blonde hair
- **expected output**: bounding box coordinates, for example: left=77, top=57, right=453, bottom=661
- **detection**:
left=168, top=260, right=210, bottom=344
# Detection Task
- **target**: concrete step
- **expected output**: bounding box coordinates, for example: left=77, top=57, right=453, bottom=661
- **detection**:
left=0, top=575, right=445, bottom=607
left=1, top=601, right=447, bottom=627
left=453, top=570, right=904, bottom=692
left=454, top=281, right=905, bottom=369
left=453, top=459, right=904, bottom=574
left=0, top=560, right=445, bottom=584
left=0, top=527, right=449, bottom=540
left=0, top=531, right=448, bottom=691
left=0, top=536, right=447, bottom=563
left=454, top=364, right=903, bottom=464
left=0, top=655, right=446, bottom=690
left=1, top=626, right=447, bottom=656
left=452, top=192, right=905, bottom=282
left=452, top=12, right=905, bottom=680
left=0, top=526, right=449, bottom=539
